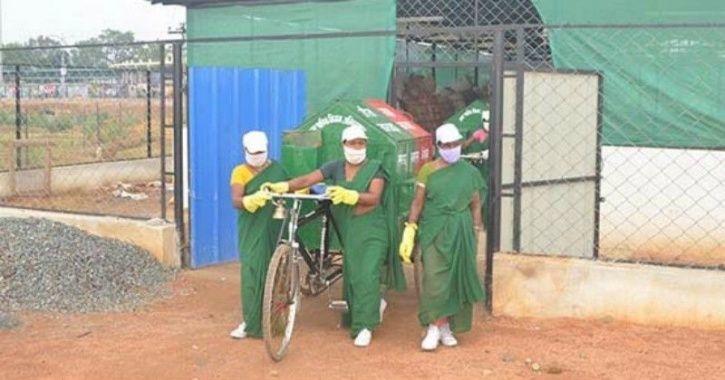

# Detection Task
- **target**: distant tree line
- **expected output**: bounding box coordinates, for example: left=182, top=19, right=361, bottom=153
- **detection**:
left=1, top=29, right=161, bottom=69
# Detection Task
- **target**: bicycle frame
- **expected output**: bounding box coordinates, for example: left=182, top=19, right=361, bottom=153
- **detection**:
left=272, top=193, right=345, bottom=296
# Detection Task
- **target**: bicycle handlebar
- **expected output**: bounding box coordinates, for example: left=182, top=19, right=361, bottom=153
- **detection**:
left=269, top=193, right=330, bottom=201
left=461, top=151, right=489, bottom=160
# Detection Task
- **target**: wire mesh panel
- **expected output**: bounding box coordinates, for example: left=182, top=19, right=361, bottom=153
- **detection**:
left=395, top=23, right=724, bottom=270
left=501, top=25, right=725, bottom=268
left=397, top=0, right=544, bottom=26
left=0, top=43, right=172, bottom=220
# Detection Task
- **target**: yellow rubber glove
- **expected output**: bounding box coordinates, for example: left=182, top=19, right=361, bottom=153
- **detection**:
left=241, top=190, right=272, bottom=213
left=326, top=186, right=360, bottom=206
left=262, top=181, right=289, bottom=194
left=398, top=222, right=417, bottom=264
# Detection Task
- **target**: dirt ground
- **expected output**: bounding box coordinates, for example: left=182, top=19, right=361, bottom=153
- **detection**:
left=2, top=185, right=167, bottom=220
left=1, top=264, right=724, bottom=380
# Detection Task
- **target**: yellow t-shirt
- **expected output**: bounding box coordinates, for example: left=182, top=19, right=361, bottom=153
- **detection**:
left=230, top=164, right=255, bottom=187
left=416, top=161, right=439, bottom=187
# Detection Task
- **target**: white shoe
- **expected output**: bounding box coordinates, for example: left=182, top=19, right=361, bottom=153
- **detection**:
left=439, top=323, right=458, bottom=347
left=421, top=324, right=440, bottom=351
left=229, top=322, right=247, bottom=339
left=354, top=328, right=372, bottom=347
left=379, top=299, right=388, bottom=322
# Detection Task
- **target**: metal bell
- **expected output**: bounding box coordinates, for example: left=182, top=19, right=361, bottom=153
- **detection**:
left=272, top=200, right=287, bottom=220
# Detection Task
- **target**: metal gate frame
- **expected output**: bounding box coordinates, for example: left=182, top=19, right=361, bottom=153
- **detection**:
left=393, top=26, right=604, bottom=311
left=161, top=42, right=189, bottom=267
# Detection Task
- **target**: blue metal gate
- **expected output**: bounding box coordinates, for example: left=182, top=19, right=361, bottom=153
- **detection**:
left=188, top=67, right=306, bottom=268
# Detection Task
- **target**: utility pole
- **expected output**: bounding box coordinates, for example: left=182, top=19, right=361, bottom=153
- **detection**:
left=0, top=0, right=4, bottom=84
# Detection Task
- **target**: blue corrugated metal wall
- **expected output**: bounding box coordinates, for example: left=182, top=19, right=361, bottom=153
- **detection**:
left=189, top=67, right=306, bottom=268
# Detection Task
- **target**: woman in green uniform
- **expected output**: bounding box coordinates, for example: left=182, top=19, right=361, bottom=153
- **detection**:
left=229, top=131, right=288, bottom=340
left=264, top=125, right=405, bottom=347
left=399, top=123, right=485, bottom=351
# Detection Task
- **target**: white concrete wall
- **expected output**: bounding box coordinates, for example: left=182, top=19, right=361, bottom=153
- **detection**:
left=493, top=253, right=725, bottom=329
left=0, top=207, right=180, bottom=267
left=599, top=146, right=725, bottom=265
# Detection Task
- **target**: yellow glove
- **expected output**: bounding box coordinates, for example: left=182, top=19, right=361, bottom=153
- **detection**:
left=262, top=181, right=289, bottom=194
left=241, top=190, right=272, bottom=213
left=326, top=186, right=360, bottom=206
left=398, top=222, right=417, bottom=264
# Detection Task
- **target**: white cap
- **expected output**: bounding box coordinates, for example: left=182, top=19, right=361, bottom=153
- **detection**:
left=341, top=125, right=368, bottom=142
left=243, top=131, right=268, bottom=153
left=436, top=123, right=463, bottom=144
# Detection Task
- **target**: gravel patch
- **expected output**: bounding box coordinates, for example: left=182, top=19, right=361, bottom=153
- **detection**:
left=0, top=312, right=21, bottom=330
left=0, top=217, right=175, bottom=313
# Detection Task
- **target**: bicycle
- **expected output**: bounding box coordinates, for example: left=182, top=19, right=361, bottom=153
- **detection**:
left=262, top=190, right=346, bottom=362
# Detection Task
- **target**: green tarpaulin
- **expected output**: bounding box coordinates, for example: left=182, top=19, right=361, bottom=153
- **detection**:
left=186, top=0, right=395, bottom=114
left=532, top=0, right=725, bottom=149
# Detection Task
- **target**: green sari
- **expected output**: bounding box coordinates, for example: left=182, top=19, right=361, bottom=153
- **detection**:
left=418, top=160, right=485, bottom=333
left=236, top=161, right=288, bottom=338
left=330, top=159, right=406, bottom=337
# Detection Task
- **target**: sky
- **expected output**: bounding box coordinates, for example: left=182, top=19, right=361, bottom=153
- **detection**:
left=2, top=0, right=186, bottom=44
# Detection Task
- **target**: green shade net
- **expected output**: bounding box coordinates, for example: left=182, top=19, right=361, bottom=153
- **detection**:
left=187, top=0, right=395, bottom=114
left=532, top=0, right=725, bottom=149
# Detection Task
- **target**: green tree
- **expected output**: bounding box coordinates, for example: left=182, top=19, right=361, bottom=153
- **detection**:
left=72, top=29, right=137, bottom=68
left=2, top=36, right=69, bottom=68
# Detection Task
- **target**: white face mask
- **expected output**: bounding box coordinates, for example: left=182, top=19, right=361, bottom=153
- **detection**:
left=439, top=145, right=461, bottom=164
left=343, top=146, right=366, bottom=165
left=245, top=151, right=268, bottom=168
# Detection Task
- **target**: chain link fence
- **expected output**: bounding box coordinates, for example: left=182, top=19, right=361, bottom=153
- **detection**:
left=398, top=0, right=544, bottom=26
left=1, top=12, right=722, bottom=272
left=395, top=23, right=725, bottom=270
left=0, top=43, right=177, bottom=220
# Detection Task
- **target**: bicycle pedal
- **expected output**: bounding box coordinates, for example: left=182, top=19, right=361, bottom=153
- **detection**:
left=328, top=300, right=349, bottom=312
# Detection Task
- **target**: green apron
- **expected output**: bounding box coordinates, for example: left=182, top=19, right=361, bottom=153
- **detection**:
left=418, top=160, right=485, bottom=333
left=236, top=161, right=288, bottom=337
left=330, top=159, right=405, bottom=337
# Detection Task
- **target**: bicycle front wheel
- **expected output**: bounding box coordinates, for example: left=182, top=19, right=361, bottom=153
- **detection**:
left=262, top=243, right=300, bottom=362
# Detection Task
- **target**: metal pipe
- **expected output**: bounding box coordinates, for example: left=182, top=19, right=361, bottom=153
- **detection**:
left=484, top=30, right=505, bottom=312
left=172, top=42, right=187, bottom=267
left=513, top=28, right=525, bottom=252
left=159, top=44, right=167, bottom=221
left=431, top=42, right=437, bottom=82
left=473, top=0, right=479, bottom=85
left=0, top=30, right=398, bottom=52
left=593, top=74, right=605, bottom=259
left=146, top=69, right=152, bottom=158
left=0, top=23, right=721, bottom=54
left=14, top=64, right=20, bottom=169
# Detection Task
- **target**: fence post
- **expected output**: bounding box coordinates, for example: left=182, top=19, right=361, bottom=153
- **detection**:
left=146, top=69, right=152, bottom=158
left=14, top=64, right=21, bottom=169
left=474, top=0, right=479, bottom=86
left=484, top=29, right=505, bottom=313
left=172, top=41, right=188, bottom=267
left=513, top=27, right=525, bottom=252
left=160, top=44, right=167, bottom=221
left=431, top=42, right=437, bottom=82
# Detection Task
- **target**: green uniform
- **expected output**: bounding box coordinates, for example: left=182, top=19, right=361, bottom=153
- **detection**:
left=232, top=161, right=288, bottom=338
left=417, top=160, right=485, bottom=333
left=322, top=159, right=406, bottom=337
